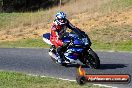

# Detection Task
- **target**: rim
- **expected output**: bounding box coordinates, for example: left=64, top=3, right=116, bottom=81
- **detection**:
left=88, top=55, right=97, bottom=68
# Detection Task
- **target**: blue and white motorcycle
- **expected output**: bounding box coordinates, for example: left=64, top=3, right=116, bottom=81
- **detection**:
left=43, top=29, right=100, bottom=69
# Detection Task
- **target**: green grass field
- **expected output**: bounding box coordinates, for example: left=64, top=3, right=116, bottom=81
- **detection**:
left=0, top=24, right=131, bottom=51
left=0, top=71, right=102, bottom=88
left=0, top=38, right=49, bottom=48
left=0, top=38, right=131, bottom=51
left=91, top=40, right=132, bottom=51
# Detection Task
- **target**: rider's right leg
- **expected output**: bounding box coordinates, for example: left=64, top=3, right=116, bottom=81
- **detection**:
left=57, top=46, right=64, bottom=63
left=57, top=42, right=70, bottom=63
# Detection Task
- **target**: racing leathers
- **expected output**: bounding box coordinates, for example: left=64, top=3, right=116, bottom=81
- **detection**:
left=50, top=19, right=76, bottom=63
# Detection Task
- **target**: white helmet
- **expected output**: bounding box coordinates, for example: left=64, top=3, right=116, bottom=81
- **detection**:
left=55, top=12, right=67, bottom=25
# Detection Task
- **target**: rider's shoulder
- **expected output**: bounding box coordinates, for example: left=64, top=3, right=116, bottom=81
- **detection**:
left=51, top=22, right=57, bottom=30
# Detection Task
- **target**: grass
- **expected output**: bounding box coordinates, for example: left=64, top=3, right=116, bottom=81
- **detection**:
left=0, top=0, right=132, bottom=31
left=0, top=37, right=131, bottom=51
left=1, top=0, right=132, bottom=30
left=0, top=1, right=131, bottom=88
left=0, top=11, right=51, bottom=30
left=100, top=0, right=132, bottom=14
left=91, top=40, right=132, bottom=51
left=0, top=38, right=49, bottom=48
left=0, top=71, right=101, bottom=88
left=89, top=25, right=132, bottom=43
left=0, top=25, right=132, bottom=51
left=1, top=25, right=131, bottom=51
left=0, top=0, right=132, bottom=51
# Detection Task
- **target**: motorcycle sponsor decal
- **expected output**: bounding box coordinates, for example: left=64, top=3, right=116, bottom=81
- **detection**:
left=76, top=66, right=131, bottom=85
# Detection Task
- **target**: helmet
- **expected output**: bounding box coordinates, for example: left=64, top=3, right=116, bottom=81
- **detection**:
left=55, top=12, right=67, bottom=25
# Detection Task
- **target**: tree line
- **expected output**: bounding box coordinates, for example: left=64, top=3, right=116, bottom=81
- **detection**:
left=0, top=0, right=69, bottom=12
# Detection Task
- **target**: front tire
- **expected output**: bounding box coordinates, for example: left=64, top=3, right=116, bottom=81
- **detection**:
left=85, top=48, right=100, bottom=69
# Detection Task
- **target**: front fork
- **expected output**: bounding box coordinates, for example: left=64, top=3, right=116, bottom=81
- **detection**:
left=80, top=48, right=90, bottom=64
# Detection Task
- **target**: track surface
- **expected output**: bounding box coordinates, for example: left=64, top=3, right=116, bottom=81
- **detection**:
left=0, top=48, right=131, bottom=88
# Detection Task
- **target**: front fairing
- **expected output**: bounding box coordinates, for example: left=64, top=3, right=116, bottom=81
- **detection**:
left=63, top=31, right=91, bottom=47
left=63, top=30, right=91, bottom=62
left=64, top=47, right=83, bottom=60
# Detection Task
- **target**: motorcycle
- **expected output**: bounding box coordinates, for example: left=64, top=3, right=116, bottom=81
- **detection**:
left=42, top=28, right=100, bottom=69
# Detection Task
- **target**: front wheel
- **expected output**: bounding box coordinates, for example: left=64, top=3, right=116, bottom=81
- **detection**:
left=85, top=48, right=100, bottom=69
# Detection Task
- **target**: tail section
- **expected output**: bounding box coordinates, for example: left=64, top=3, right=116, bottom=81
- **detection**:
left=42, top=33, right=53, bottom=45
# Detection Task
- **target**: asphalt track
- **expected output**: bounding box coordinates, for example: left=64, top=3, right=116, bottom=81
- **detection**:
left=0, top=48, right=131, bottom=88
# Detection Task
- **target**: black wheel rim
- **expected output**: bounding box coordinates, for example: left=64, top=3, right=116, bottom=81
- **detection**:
left=88, top=55, right=97, bottom=68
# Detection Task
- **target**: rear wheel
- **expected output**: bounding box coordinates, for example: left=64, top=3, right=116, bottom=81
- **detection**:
left=85, top=49, right=100, bottom=69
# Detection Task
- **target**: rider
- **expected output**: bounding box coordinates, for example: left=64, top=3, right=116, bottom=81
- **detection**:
left=50, top=12, right=78, bottom=64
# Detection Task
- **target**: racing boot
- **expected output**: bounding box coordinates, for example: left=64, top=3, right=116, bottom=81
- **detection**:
left=56, top=46, right=64, bottom=64
left=56, top=55, right=63, bottom=64
left=56, top=42, right=70, bottom=64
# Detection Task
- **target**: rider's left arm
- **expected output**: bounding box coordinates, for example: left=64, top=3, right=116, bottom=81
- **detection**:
left=66, top=20, right=76, bottom=30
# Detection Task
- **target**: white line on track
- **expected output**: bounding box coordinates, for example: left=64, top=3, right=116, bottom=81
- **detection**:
left=27, top=74, right=118, bottom=88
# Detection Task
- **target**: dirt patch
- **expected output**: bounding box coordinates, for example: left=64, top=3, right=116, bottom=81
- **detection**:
left=71, top=8, right=132, bottom=42
left=0, top=23, right=50, bottom=41
left=71, top=8, right=132, bottom=30
left=0, top=8, right=132, bottom=41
